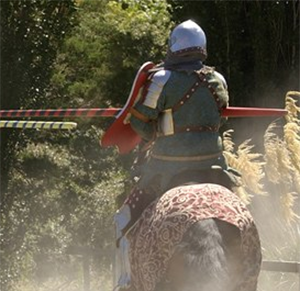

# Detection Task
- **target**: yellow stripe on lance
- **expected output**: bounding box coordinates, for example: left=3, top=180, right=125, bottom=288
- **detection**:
left=0, top=120, right=77, bottom=130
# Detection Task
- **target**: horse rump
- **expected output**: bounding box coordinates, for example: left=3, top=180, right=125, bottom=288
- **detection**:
left=128, top=183, right=261, bottom=291
left=158, top=218, right=243, bottom=291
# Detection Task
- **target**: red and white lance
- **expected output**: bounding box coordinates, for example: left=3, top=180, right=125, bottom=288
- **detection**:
left=0, top=106, right=288, bottom=151
left=0, top=106, right=287, bottom=119
left=0, top=62, right=288, bottom=152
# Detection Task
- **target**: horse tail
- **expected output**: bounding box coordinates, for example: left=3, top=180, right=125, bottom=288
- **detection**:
left=164, top=218, right=242, bottom=291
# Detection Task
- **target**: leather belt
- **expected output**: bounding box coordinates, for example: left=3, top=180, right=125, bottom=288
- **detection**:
left=151, top=152, right=222, bottom=162
left=174, top=125, right=219, bottom=133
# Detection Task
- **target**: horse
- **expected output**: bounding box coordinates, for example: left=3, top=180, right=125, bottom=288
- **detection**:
left=116, top=175, right=262, bottom=291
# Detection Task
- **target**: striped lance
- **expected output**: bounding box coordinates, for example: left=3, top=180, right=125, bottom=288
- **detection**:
left=0, top=107, right=288, bottom=119
left=0, top=120, right=77, bottom=130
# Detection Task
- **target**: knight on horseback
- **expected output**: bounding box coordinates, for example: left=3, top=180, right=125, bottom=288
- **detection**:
left=110, top=20, right=261, bottom=291
left=118, top=19, right=241, bottom=231
left=129, top=19, right=239, bottom=196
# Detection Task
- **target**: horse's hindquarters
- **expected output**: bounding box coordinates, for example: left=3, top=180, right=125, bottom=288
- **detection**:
left=162, top=219, right=252, bottom=291
left=127, top=183, right=262, bottom=291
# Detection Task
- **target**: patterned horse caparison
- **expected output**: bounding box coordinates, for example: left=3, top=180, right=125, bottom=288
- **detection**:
left=125, top=183, right=262, bottom=291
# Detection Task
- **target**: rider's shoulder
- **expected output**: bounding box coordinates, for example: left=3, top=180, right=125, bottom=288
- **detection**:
left=213, top=70, right=228, bottom=89
left=150, top=68, right=172, bottom=87
left=201, top=66, right=228, bottom=89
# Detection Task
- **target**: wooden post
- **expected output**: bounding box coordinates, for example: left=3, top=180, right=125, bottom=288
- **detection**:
left=66, top=246, right=92, bottom=291
left=261, top=261, right=300, bottom=291
left=82, top=255, right=90, bottom=291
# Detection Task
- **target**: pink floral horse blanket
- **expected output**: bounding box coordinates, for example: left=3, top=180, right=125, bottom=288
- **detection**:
left=126, top=183, right=261, bottom=291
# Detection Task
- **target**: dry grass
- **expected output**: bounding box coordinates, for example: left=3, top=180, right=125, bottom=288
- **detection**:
left=263, top=91, right=300, bottom=222
left=224, top=91, right=300, bottom=222
left=224, top=91, right=300, bottom=290
left=223, top=130, right=266, bottom=203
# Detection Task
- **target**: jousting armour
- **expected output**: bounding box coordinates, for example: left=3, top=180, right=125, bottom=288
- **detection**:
left=131, top=66, right=228, bottom=156
left=129, top=65, right=230, bottom=193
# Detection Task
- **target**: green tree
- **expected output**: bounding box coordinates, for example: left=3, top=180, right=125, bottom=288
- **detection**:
left=0, top=1, right=77, bottom=289
left=0, top=0, right=77, bottom=197
left=1, top=0, right=173, bottom=289
left=50, top=0, right=173, bottom=108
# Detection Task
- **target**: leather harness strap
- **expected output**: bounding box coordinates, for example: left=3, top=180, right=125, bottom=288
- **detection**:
left=172, top=67, right=223, bottom=113
left=151, top=151, right=222, bottom=162
left=174, top=124, right=219, bottom=133
left=129, top=107, right=150, bottom=123
left=172, top=77, right=202, bottom=112
left=168, top=67, right=222, bottom=134
left=130, top=67, right=224, bottom=136
left=197, top=70, right=223, bottom=110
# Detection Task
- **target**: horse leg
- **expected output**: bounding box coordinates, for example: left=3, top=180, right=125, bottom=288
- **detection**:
left=158, top=218, right=243, bottom=291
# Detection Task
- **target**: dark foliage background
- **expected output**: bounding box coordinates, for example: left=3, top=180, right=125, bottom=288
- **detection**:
left=0, top=0, right=299, bottom=290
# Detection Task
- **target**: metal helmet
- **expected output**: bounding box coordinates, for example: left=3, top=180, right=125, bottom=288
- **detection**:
left=168, top=20, right=207, bottom=61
